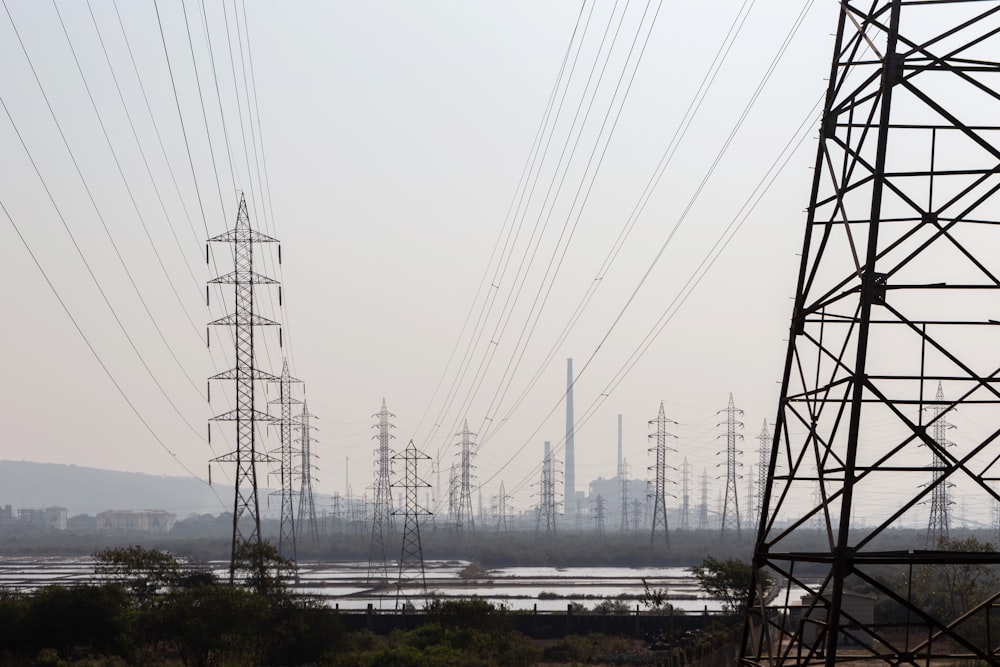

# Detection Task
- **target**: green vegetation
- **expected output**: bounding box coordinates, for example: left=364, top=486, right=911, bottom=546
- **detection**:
left=691, top=555, right=770, bottom=616
left=0, top=545, right=743, bottom=666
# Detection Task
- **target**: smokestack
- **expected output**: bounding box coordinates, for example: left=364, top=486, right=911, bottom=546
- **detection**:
left=565, top=358, right=575, bottom=503
left=617, top=414, right=623, bottom=478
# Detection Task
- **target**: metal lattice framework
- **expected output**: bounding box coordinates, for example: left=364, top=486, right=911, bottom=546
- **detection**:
left=269, top=359, right=301, bottom=561
left=207, top=194, right=279, bottom=581
left=536, top=440, right=558, bottom=538
left=698, top=468, right=709, bottom=530
left=649, top=401, right=677, bottom=546
left=391, top=440, right=431, bottom=607
left=454, top=420, right=476, bottom=531
left=592, top=494, right=607, bottom=535
left=926, top=382, right=954, bottom=546
left=620, top=459, right=631, bottom=532
left=296, top=400, right=319, bottom=549
left=680, top=457, right=691, bottom=530
left=754, top=420, right=770, bottom=537
left=367, top=399, right=395, bottom=584
left=718, top=393, right=743, bottom=538
left=742, top=2, right=1000, bottom=663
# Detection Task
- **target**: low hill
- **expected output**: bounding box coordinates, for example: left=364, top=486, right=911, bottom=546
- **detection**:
left=0, top=460, right=232, bottom=517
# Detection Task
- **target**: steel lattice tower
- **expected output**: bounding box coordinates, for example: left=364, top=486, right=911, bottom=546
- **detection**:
left=717, top=393, right=743, bottom=538
left=454, top=420, right=476, bottom=531
left=926, top=382, right=954, bottom=546
left=207, top=193, right=279, bottom=581
left=697, top=468, right=709, bottom=530
left=367, top=399, right=395, bottom=584
left=753, top=420, right=770, bottom=535
left=447, top=463, right=457, bottom=528
left=648, top=401, right=677, bottom=546
left=680, top=457, right=691, bottom=530
left=536, top=440, right=557, bottom=538
left=496, top=481, right=509, bottom=532
left=592, top=495, right=607, bottom=535
left=391, top=440, right=431, bottom=607
left=296, top=400, right=319, bottom=548
left=619, top=459, right=630, bottom=532
left=742, top=3, right=1000, bottom=663
left=269, top=359, right=301, bottom=561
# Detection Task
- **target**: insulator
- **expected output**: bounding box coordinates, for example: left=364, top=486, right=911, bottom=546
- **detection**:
left=207, top=382, right=211, bottom=403
left=278, top=245, right=282, bottom=264
left=205, top=244, right=209, bottom=264
left=280, top=328, right=283, bottom=348
left=208, top=464, right=212, bottom=486
left=206, top=285, right=209, bottom=306
left=279, top=286, right=282, bottom=306
left=208, top=423, right=212, bottom=444
left=206, top=327, right=210, bottom=348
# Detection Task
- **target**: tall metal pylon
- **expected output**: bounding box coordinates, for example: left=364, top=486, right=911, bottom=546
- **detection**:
left=680, top=457, right=691, bottom=530
left=535, top=440, right=557, bottom=538
left=697, top=468, right=709, bottom=530
left=753, top=420, right=770, bottom=537
left=716, top=393, right=743, bottom=538
left=926, top=382, right=954, bottom=547
left=742, top=3, right=1000, bottom=662
left=391, top=440, right=431, bottom=608
left=207, top=194, right=279, bottom=581
left=296, top=400, right=319, bottom=549
left=367, top=399, right=395, bottom=584
left=591, top=495, right=607, bottom=535
left=619, top=459, right=630, bottom=532
left=269, top=359, right=301, bottom=561
left=496, top=481, right=509, bottom=532
left=454, top=420, right=476, bottom=531
left=648, top=401, right=677, bottom=546
left=447, top=463, right=457, bottom=528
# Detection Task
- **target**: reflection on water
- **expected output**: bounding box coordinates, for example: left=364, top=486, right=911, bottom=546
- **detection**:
left=0, top=557, right=724, bottom=613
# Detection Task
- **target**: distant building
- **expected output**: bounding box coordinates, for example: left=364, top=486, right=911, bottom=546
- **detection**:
left=0, top=505, right=13, bottom=526
left=96, top=510, right=176, bottom=532
left=18, top=506, right=68, bottom=530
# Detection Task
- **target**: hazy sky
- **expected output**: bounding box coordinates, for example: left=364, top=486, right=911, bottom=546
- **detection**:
left=0, top=1, right=847, bottom=518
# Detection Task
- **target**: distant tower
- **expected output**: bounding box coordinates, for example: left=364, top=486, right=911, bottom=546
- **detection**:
left=680, top=457, right=691, bottom=530
left=447, top=463, right=457, bottom=528
left=754, top=420, right=770, bottom=533
left=536, top=441, right=557, bottom=538
left=367, top=399, right=395, bottom=583
left=926, top=382, right=953, bottom=547
left=631, top=498, right=643, bottom=532
left=496, top=481, right=510, bottom=532
left=619, top=459, right=630, bottom=531
left=698, top=468, right=709, bottom=530
left=717, top=393, right=743, bottom=538
left=592, top=495, right=607, bottom=535
left=617, top=414, right=623, bottom=477
left=392, top=440, right=431, bottom=607
left=455, top=420, right=476, bottom=531
left=565, top=358, right=575, bottom=505
left=648, top=401, right=676, bottom=546
left=207, top=194, right=280, bottom=581
left=296, top=401, right=319, bottom=548
left=269, top=359, right=301, bottom=561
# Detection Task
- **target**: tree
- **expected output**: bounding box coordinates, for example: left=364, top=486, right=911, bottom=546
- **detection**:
left=691, top=556, right=770, bottom=615
left=93, top=545, right=183, bottom=604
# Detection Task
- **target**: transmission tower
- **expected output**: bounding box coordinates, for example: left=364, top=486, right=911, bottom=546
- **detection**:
left=592, top=495, right=607, bottom=535
left=454, top=420, right=476, bottom=531
left=269, top=359, right=301, bottom=561
left=447, top=463, right=458, bottom=529
left=680, top=457, right=691, bottom=530
left=742, top=3, right=1000, bottom=662
left=207, top=193, right=279, bottom=581
left=716, top=393, right=743, bottom=538
left=496, top=481, right=509, bottom=532
left=535, top=441, right=557, bottom=538
left=926, top=382, right=954, bottom=547
left=367, top=399, right=395, bottom=584
left=296, top=401, right=319, bottom=549
left=619, top=459, right=630, bottom=532
left=648, top=401, right=677, bottom=546
left=697, top=468, right=709, bottom=530
left=630, top=498, right=643, bottom=532
left=391, top=440, right=431, bottom=608
left=753, top=420, right=770, bottom=532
